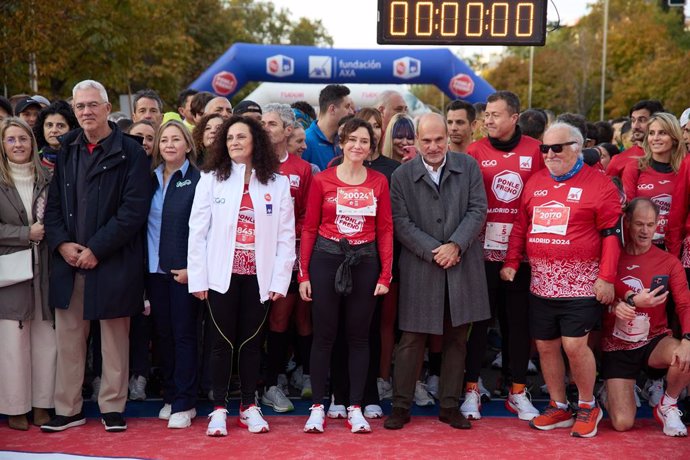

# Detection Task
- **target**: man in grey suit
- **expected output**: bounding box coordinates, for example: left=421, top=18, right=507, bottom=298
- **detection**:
left=385, top=113, right=489, bottom=430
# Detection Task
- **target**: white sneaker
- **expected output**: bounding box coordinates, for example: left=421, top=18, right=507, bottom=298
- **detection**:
left=168, top=408, right=196, bottom=429
left=285, top=356, right=297, bottom=374
left=91, top=377, right=101, bottom=402
left=377, top=377, right=393, bottom=400
left=206, top=408, right=228, bottom=437
left=364, top=404, right=383, bottom=419
left=261, top=385, right=294, bottom=412
left=527, top=359, right=538, bottom=375
left=655, top=404, right=688, bottom=437
left=426, top=375, right=439, bottom=398
left=643, top=378, right=665, bottom=407
left=239, top=404, right=269, bottom=433
left=290, top=366, right=304, bottom=391
left=414, top=381, right=435, bottom=407
left=128, top=375, right=147, bottom=401
left=460, top=389, right=482, bottom=420
left=304, top=404, right=326, bottom=433
left=491, top=352, right=503, bottom=369
left=301, top=375, right=312, bottom=399
left=327, top=394, right=347, bottom=419
left=347, top=405, right=371, bottom=433
left=477, top=377, right=492, bottom=402
left=158, top=403, right=172, bottom=420
left=277, top=374, right=289, bottom=394
left=506, top=390, right=539, bottom=421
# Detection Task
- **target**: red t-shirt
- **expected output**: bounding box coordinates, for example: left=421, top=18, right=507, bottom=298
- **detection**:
left=505, top=165, right=622, bottom=298
left=468, top=135, right=544, bottom=262
left=232, top=185, right=257, bottom=275
left=667, top=155, right=690, bottom=263
left=621, top=163, right=676, bottom=244
left=299, top=167, right=393, bottom=287
left=606, top=145, right=644, bottom=178
left=602, top=245, right=690, bottom=351
left=278, top=153, right=313, bottom=238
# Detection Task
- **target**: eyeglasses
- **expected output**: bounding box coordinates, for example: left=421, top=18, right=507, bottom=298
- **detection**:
left=539, top=141, right=577, bottom=154
left=73, top=101, right=106, bottom=112
left=4, top=136, right=31, bottom=146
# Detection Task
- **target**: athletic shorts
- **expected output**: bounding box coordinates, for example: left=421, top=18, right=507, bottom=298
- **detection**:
left=601, top=334, right=668, bottom=380
left=529, top=295, right=602, bottom=340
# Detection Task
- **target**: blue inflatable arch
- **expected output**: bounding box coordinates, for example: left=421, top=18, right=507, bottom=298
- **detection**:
left=190, top=43, right=494, bottom=103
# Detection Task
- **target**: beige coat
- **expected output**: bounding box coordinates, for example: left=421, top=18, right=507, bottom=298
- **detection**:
left=0, top=166, right=52, bottom=321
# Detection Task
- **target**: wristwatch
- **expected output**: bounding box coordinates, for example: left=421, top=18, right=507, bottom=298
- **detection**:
left=625, top=293, right=636, bottom=307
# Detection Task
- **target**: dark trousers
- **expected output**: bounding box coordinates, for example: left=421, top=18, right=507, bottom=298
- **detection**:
left=464, top=262, right=532, bottom=384
left=393, top=291, right=469, bottom=410
left=129, top=312, right=151, bottom=378
left=147, top=274, right=199, bottom=413
left=207, top=275, right=268, bottom=407
left=309, top=250, right=379, bottom=406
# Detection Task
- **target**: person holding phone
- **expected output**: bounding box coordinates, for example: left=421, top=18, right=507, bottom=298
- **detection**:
left=601, top=197, right=690, bottom=437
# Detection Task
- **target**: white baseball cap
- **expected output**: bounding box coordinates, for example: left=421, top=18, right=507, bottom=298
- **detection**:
left=680, top=108, right=690, bottom=128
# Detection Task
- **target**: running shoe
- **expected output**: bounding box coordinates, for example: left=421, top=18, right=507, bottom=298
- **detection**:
left=304, top=404, right=326, bottom=433
left=426, top=374, right=440, bottom=398
left=128, top=375, right=147, bottom=401
left=40, top=413, right=86, bottom=433
left=571, top=403, right=603, bottom=438
left=506, top=389, right=539, bottom=421
left=364, top=404, right=383, bottom=419
left=301, top=375, right=312, bottom=399
left=460, top=388, right=482, bottom=420
left=529, top=401, right=574, bottom=431
left=238, top=404, right=269, bottom=433
left=158, top=403, right=172, bottom=420
left=277, top=373, right=289, bottom=394
left=643, top=378, right=665, bottom=408
left=261, top=385, right=294, bottom=412
left=206, top=408, right=228, bottom=437
left=101, top=412, right=127, bottom=432
left=478, top=377, right=492, bottom=402
left=347, top=405, right=372, bottom=433
left=168, top=408, right=196, bottom=429
left=377, top=377, right=393, bottom=400
left=654, top=403, right=688, bottom=437
left=290, top=366, right=304, bottom=391
left=414, top=381, right=435, bottom=406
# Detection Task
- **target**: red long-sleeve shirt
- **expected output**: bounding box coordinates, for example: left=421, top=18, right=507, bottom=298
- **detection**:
left=606, top=145, right=644, bottom=178
left=467, top=136, right=544, bottom=262
left=298, top=167, right=393, bottom=287
left=666, top=155, right=690, bottom=263
left=505, top=165, right=622, bottom=298
left=602, top=245, right=690, bottom=351
left=621, top=163, right=676, bottom=244
left=278, top=153, right=313, bottom=238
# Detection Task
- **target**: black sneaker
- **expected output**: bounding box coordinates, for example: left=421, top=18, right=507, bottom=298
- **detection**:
left=101, top=412, right=127, bottom=432
left=40, top=413, right=86, bottom=432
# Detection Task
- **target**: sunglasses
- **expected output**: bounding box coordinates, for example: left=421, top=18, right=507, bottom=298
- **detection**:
left=539, top=141, right=577, bottom=154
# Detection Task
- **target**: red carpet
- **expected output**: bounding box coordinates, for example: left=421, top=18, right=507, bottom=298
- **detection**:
left=1, top=417, right=689, bottom=459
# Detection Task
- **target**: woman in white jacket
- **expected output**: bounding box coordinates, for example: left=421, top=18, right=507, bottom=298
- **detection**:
left=187, top=116, right=295, bottom=436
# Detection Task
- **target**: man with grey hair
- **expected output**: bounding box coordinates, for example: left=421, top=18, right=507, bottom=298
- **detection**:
left=43, top=79, right=151, bottom=433
left=204, top=96, right=233, bottom=119
left=260, top=103, right=314, bottom=412
left=132, top=89, right=163, bottom=128
left=374, top=89, right=408, bottom=136
left=500, top=122, right=622, bottom=438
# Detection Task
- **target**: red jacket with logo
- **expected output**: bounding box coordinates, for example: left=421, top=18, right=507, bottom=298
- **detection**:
left=298, top=167, right=393, bottom=287
left=504, top=165, right=622, bottom=298
left=467, top=136, right=544, bottom=262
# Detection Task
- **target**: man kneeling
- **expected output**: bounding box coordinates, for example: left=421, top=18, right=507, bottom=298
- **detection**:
left=602, top=197, right=690, bottom=437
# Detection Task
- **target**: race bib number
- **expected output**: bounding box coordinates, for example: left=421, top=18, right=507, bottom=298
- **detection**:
left=531, top=203, right=570, bottom=236
left=236, top=205, right=255, bottom=250
left=336, top=187, right=376, bottom=217
left=612, top=314, right=650, bottom=343
left=484, top=222, right=513, bottom=251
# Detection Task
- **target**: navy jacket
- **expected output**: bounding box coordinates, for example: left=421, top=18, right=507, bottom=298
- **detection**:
left=44, top=122, right=151, bottom=320
left=152, top=165, right=200, bottom=272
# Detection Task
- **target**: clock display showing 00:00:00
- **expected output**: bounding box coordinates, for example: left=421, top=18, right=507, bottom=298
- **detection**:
left=379, top=0, right=547, bottom=45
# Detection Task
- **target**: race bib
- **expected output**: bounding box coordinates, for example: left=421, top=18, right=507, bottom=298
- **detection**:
left=484, top=222, right=513, bottom=251
left=531, top=203, right=570, bottom=236
left=236, top=192, right=255, bottom=250
left=336, top=187, right=376, bottom=217
left=612, top=314, right=650, bottom=343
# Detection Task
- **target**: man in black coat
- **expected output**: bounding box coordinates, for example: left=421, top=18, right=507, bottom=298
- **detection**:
left=42, top=79, right=151, bottom=433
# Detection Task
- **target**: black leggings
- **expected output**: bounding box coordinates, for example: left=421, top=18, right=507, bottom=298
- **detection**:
left=207, top=275, right=269, bottom=407
left=309, top=250, right=380, bottom=406
left=464, top=261, right=532, bottom=385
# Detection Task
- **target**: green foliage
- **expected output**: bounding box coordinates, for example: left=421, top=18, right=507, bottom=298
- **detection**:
left=0, top=0, right=333, bottom=111
left=485, top=0, right=690, bottom=120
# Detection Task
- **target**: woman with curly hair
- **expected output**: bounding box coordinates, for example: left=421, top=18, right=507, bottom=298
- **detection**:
left=191, top=113, right=224, bottom=168
left=187, top=116, right=295, bottom=436
left=33, top=101, right=78, bottom=169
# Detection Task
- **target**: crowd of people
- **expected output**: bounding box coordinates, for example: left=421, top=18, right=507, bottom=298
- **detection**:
left=1, top=80, right=689, bottom=440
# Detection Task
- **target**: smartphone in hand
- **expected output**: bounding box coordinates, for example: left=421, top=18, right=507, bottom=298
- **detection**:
left=650, top=275, right=669, bottom=296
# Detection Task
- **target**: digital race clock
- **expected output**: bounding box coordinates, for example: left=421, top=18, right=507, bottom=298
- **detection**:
left=377, top=0, right=548, bottom=46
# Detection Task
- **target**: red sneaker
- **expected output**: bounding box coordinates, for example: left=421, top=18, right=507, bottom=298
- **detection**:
left=570, top=403, right=603, bottom=438
left=529, top=401, right=574, bottom=431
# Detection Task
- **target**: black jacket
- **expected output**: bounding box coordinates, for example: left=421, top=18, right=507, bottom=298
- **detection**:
left=44, top=122, right=151, bottom=320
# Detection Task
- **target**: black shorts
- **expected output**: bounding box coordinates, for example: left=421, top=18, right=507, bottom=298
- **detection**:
left=601, top=334, right=668, bottom=380
left=529, top=295, right=602, bottom=340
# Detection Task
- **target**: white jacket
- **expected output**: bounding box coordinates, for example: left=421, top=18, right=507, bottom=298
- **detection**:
left=187, top=163, right=295, bottom=302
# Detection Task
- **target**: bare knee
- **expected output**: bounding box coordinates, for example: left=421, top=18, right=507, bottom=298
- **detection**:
left=610, top=414, right=634, bottom=432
